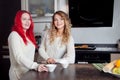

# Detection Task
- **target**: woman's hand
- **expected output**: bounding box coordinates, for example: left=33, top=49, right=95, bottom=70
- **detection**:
left=37, top=64, right=48, bottom=72
left=47, top=58, right=56, bottom=64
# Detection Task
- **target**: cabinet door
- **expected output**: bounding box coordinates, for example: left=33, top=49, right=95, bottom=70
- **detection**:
left=75, top=51, right=110, bottom=63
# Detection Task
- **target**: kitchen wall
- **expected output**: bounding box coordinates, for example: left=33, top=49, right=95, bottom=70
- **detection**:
left=33, top=0, right=120, bottom=44
left=71, top=0, right=120, bottom=44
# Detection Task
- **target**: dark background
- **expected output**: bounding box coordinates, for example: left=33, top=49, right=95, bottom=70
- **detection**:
left=0, top=0, right=21, bottom=48
left=0, top=0, right=21, bottom=80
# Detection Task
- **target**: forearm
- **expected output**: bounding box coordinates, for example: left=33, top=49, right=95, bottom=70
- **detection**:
left=38, top=48, right=49, bottom=60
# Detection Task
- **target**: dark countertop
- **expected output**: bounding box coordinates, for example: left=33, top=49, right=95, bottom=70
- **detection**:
left=75, top=44, right=120, bottom=53
left=76, top=47, right=120, bottom=53
left=20, top=64, right=119, bottom=80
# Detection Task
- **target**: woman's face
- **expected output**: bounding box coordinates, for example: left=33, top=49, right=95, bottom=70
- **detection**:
left=21, top=13, right=31, bottom=31
left=54, top=14, right=64, bottom=30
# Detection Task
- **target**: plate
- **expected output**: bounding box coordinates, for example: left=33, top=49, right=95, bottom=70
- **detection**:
left=109, top=71, right=120, bottom=78
left=92, top=63, right=106, bottom=71
left=102, top=60, right=120, bottom=78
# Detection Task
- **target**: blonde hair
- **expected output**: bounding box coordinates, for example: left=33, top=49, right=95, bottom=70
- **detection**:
left=49, top=11, right=72, bottom=44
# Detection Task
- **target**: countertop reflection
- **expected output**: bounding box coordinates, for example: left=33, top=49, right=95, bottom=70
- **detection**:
left=20, top=64, right=119, bottom=80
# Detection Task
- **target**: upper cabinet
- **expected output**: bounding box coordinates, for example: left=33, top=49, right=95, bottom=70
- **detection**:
left=21, top=0, right=57, bottom=17
left=21, top=0, right=68, bottom=22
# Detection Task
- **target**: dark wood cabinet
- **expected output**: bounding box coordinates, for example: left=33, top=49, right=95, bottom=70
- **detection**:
left=75, top=51, right=110, bottom=63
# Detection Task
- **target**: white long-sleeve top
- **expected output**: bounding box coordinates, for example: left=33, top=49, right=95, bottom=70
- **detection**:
left=8, top=31, right=39, bottom=80
left=39, top=30, right=75, bottom=63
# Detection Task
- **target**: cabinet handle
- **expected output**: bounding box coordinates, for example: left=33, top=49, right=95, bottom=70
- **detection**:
left=2, top=55, right=10, bottom=59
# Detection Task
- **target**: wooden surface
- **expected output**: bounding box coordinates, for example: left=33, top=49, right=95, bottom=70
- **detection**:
left=20, top=64, right=119, bottom=80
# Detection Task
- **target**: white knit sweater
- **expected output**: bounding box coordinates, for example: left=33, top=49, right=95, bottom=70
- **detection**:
left=39, top=30, right=75, bottom=63
left=8, top=31, right=39, bottom=80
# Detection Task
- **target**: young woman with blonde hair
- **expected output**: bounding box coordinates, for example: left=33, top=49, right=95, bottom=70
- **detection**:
left=39, top=11, right=75, bottom=64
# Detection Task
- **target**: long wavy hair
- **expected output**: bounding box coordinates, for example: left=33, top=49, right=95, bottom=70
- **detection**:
left=49, top=11, right=72, bottom=44
left=12, top=10, right=37, bottom=47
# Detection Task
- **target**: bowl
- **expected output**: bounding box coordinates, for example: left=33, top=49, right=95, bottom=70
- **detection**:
left=45, top=64, right=57, bottom=72
left=59, top=60, right=69, bottom=68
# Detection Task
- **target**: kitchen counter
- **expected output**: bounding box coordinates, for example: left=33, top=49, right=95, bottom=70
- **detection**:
left=20, top=64, right=119, bottom=80
left=75, top=44, right=120, bottom=53
left=76, top=47, right=120, bottom=53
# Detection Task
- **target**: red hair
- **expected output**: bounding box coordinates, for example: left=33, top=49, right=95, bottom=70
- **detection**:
left=12, top=10, right=37, bottom=47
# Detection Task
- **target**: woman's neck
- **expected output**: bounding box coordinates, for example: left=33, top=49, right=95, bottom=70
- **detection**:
left=56, top=28, right=64, bottom=37
left=57, top=31, right=63, bottom=37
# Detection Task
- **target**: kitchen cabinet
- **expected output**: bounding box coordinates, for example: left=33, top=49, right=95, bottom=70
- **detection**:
left=75, top=51, right=110, bottom=63
left=21, top=0, right=68, bottom=17
left=21, top=0, right=57, bottom=17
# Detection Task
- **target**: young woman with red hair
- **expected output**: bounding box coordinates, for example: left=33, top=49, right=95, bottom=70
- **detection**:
left=8, top=10, right=48, bottom=80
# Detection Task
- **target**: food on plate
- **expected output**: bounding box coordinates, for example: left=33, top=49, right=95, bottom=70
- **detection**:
left=112, top=67, right=120, bottom=74
left=112, top=59, right=120, bottom=74
left=80, top=45, right=89, bottom=48
left=103, top=59, right=120, bottom=78
left=115, top=59, right=120, bottom=68
left=103, top=60, right=116, bottom=73
left=75, top=45, right=88, bottom=48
